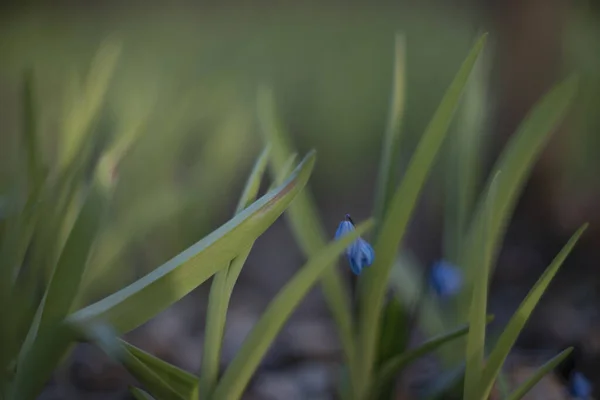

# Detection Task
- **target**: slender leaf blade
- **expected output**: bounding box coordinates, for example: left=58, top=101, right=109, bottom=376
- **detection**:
left=477, top=225, right=587, bottom=399
left=356, top=33, right=488, bottom=396
left=235, top=145, right=272, bottom=212
left=61, top=38, right=121, bottom=169
left=39, top=180, right=111, bottom=332
left=464, top=172, right=499, bottom=400
left=118, top=349, right=186, bottom=399
left=373, top=297, right=409, bottom=400
left=370, top=322, right=471, bottom=400
left=458, top=76, right=579, bottom=321
left=121, top=339, right=198, bottom=399
left=505, top=348, right=573, bottom=400
left=67, top=152, right=315, bottom=334
left=213, top=220, right=374, bottom=400
left=373, top=33, right=406, bottom=229
left=10, top=323, right=75, bottom=400
left=199, top=146, right=271, bottom=398
left=82, top=323, right=187, bottom=400
left=257, top=87, right=356, bottom=370
left=444, top=46, right=488, bottom=262
left=268, top=152, right=297, bottom=191
left=22, top=69, right=44, bottom=190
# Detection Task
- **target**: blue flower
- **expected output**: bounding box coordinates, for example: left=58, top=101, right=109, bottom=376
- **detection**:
left=335, top=214, right=375, bottom=275
left=430, top=260, right=463, bottom=298
left=569, top=371, right=592, bottom=399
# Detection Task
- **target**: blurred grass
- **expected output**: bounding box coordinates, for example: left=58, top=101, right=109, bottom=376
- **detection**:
left=0, top=5, right=479, bottom=299
left=2, top=4, right=600, bottom=302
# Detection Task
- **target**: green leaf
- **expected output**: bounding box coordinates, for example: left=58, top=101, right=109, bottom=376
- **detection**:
left=0, top=70, right=46, bottom=370
left=505, top=348, right=573, bottom=400
left=21, top=69, right=44, bottom=191
left=10, top=322, right=75, bottom=400
left=377, top=297, right=409, bottom=367
left=373, top=33, right=406, bottom=230
left=39, top=179, right=111, bottom=333
left=213, top=219, right=374, bottom=400
left=0, top=194, right=39, bottom=371
left=477, top=224, right=587, bottom=399
left=79, top=323, right=190, bottom=400
left=61, top=38, right=121, bottom=170
left=80, top=186, right=197, bottom=300
left=463, top=172, right=499, bottom=400
left=443, top=46, right=488, bottom=262
left=457, top=75, right=579, bottom=321
left=235, top=146, right=272, bottom=212
left=13, top=179, right=107, bottom=394
left=130, top=387, right=156, bottom=400
left=67, top=151, right=315, bottom=335
left=374, top=297, right=409, bottom=400
left=257, top=87, right=356, bottom=372
left=369, top=316, right=494, bottom=400
left=122, top=357, right=182, bottom=400
left=268, top=152, right=298, bottom=190
left=355, top=33, right=488, bottom=397
left=199, top=145, right=271, bottom=399
left=121, top=339, right=199, bottom=399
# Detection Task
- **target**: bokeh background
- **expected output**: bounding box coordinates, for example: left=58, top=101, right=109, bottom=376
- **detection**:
left=2, top=0, right=600, bottom=398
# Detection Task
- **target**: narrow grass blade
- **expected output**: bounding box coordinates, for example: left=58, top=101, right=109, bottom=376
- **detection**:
left=15, top=174, right=103, bottom=374
left=444, top=47, right=488, bottom=262
left=199, top=146, right=271, bottom=399
left=0, top=193, right=39, bottom=370
left=121, top=339, right=199, bottom=399
left=268, top=152, right=298, bottom=190
left=505, top=347, right=573, bottom=400
left=213, top=220, right=374, bottom=400
left=22, top=69, right=44, bottom=190
left=463, top=172, right=499, bottom=400
left=130, top=387, right=156, bottom=400
left=235, top=146, right=272, bottom=212
left=477, top=225, right=587, bottom=399
left=10, top=323, right=75, bottom=400
left=373, top=297, right=409, bottom=400
left=67, top=152, right=315, bottom=334
left=85, top=324, right=186, bottom=400
left=370, top=315, right=494, bottom=400
left=257, top=87, right=356, bottom=370
left=61, top=38, right=120, bottom=170
left=377, top=297, right=409, bottom=367
left=370, top=324, right=467, bottom=400
left=38, top=179, right=111, bottom=332
left=1, top=70, right=45, bottom=366
left=80, top=186, right=196, bottom=298
left=121, top=351, right=186, bottom=400
left=458, top=76, right=579, bottom=319
left=373, top=33, right=406, bottom=228
left=356, top=33, right=487, bottom=396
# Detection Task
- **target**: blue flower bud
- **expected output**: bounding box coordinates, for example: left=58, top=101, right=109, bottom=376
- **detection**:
left=430, top=260, right=463, bottom=298
left=570, top=371, right=592, bottom=399
left=335, top=214, right=375, bottom=275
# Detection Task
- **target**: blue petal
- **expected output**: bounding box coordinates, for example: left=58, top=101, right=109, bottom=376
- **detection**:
left=570, top=372, right=592, bottom=398
left=335, top=220, right=355, bottom=240
left=348, top=238, right=375, bottom=275
left=430, top=260, right=463, bottom=298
